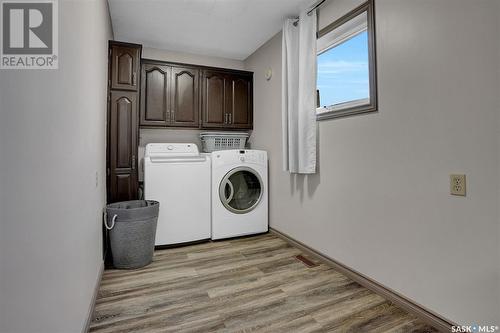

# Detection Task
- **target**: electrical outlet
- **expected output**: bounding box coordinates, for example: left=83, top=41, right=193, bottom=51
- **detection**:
left=450, top=174, right=466, bottom=196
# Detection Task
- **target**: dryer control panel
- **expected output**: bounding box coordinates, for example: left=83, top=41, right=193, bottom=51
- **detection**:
left=212, top=150, right=267, bottom=167
left=238, top=150, right=266, bottom=165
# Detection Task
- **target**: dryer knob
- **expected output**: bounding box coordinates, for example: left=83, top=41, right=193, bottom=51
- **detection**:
left=167, top=145, right=174, bottom=150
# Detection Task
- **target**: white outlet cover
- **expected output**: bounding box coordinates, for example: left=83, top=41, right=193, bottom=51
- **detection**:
left=450, top=174, right=466, bottom=196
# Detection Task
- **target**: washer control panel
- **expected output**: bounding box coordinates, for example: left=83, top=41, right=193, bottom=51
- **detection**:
left=145, top=143, right=199, bottom=158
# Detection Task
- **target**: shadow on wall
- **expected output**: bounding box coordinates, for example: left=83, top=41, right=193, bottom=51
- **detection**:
left=290, top=173, right=321, bottom=201
left=289, top=125, right=321, bottom=201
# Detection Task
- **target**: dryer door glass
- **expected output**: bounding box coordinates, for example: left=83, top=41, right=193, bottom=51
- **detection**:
left=220, top=167, right=263, bottom=214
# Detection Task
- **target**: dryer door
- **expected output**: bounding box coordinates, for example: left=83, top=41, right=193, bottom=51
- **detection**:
left=219, top=166, right=263, bottom=214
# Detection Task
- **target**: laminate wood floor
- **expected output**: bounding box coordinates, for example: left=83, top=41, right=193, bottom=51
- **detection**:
left=90, top=233, right=438, bottom=333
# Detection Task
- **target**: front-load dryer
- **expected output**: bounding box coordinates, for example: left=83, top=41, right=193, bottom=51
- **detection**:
left=211, top=149, right=268, bottom=240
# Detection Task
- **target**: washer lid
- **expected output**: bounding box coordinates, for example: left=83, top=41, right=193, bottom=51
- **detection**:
left=219, top=166, right=263, bottom=214
left=145, top=143, right=200, bottom=158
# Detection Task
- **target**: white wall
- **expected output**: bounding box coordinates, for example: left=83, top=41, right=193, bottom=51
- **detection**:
left=245, top=0, right=500, bottom=324
left=0, top=0, right=113, bottom=332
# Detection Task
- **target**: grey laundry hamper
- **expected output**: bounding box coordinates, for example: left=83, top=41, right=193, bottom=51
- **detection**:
left=105, top=200, right=159, bottom=269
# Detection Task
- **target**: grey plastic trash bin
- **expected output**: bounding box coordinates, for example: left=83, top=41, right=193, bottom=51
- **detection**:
left=105, top=200, right=159, bottom=269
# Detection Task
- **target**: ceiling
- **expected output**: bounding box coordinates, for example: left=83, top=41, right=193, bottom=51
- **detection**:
left=108, top=0, right=312, bottom=60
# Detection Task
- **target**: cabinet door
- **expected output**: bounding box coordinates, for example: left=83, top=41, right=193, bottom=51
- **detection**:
left=171, top=67, right=199, bottom=127
left=110, top=44, right=141, bottom=91
left=109, top=91, right=138, bottom=202
left=140, top=64, right=170, bottom=127
left=226, top=74, right=253, bottom=129
left=202, top=71, right=227, bottom=128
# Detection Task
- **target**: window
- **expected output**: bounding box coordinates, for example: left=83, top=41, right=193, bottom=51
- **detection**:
left=316, top=0, right=377, bottom=120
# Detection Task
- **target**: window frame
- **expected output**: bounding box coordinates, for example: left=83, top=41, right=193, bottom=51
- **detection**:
left=316, top=0, right=378, bottom=121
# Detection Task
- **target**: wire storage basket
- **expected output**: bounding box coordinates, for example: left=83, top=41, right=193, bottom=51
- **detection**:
left=200, top=132, right=249, bottom=153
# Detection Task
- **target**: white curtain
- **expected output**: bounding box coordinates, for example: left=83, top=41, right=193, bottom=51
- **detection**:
left=282, top=9, right=317, bottom=174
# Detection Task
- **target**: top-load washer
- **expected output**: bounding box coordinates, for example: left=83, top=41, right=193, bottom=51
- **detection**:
left=144, top=143, right=211, bottom=246
left=211, top=149, right=268, bottom=240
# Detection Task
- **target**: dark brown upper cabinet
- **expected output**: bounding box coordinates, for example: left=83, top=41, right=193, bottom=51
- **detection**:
left=202, top=71, right=227, bottom=128
left=140, top=61, right=200, bottom=128
left=171, top=66, right=199, bottom=127
left=202, top=70, right=253, bottom=129
left=140, top=64, right=170, bottom=126
left=108, top=91, right=138, bottom=203
left=139, top=59, right=252, bottom=130
left=110, top=42, right=141, bottom=91
left=226, top=74, right=253, bottom=129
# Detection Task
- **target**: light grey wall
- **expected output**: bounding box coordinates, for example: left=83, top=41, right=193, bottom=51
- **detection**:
left=142, top=47, right=246, bottom=69
left=317, top=0, right=365, bottom=29
left=498, top=0, right=500, bottom=316
left=245, top=0, right=500, bottom=324
left=0, top=0, right=113, bottom=332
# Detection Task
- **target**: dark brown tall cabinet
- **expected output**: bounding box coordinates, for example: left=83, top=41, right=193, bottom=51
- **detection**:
left=107, top=42, right=142, bottom=203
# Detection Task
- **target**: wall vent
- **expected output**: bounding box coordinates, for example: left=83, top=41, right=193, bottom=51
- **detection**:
left=295, top=254, right=319, bottom=267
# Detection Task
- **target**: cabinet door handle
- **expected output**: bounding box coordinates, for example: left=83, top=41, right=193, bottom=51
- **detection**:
left=228, top=113, right=232, bottom=124
left=132, top=72, right=137, bottom=86
left=131, top=155, right=136, bottom=170
left=224, top=113, right=228, bottom=124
